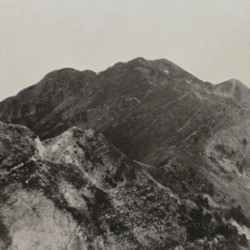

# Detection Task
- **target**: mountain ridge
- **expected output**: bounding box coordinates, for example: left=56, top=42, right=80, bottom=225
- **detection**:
left=4, top=57, right=246, bottom=103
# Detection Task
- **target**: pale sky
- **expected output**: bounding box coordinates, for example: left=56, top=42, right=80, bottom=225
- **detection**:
left=0, top=0, right=250, bottom=100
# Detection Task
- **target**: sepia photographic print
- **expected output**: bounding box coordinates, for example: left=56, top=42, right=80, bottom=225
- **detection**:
left=1, top=0, right=250, bottom=249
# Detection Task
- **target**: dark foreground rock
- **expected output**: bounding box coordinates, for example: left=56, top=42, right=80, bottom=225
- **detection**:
left=0, top=122, right=248, bottom=250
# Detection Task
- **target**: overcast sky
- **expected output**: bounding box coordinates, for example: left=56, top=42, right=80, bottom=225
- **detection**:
left=0, top=0, right=250, bottom=100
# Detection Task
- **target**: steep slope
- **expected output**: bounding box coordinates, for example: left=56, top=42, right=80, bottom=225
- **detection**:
left=0, top=122, right=248, bottom=250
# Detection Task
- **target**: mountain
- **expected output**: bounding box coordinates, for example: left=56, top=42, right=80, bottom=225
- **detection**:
left=1, top=57, right=250, bottom=249
left=0, top=57, right=205, bottom=141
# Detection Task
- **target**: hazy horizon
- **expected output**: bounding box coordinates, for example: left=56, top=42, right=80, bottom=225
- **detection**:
left=1, top=0, right=250, bottom=100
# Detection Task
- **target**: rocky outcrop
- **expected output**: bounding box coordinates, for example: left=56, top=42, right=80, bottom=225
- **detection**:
left=0, top=122, right=248, bottom=250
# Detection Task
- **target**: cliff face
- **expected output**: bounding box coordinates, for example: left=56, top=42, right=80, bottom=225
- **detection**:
left=1, top=57, right=250, bottom=249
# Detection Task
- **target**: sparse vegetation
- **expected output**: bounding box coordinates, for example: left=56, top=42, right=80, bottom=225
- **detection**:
left=242, top=138, right=247, bottom=146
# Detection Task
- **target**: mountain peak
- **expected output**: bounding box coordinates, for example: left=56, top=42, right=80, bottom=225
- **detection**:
left=42, top=68, right=96, bottom=82
left=229, top=78, right=242, bottom=83
left=102, top=57, right=202, bottom=88
left=127, top=57, right=150, bottom=66
left=228, top=78, right=250, bottom=91
left=214, top=78, right=250, bottom=104
left=217, top=78, right=247, bottom=89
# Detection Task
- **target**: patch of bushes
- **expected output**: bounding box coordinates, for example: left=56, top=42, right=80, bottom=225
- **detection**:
left=0, top=218, right=11, bottom=249
left=242, top=138, right=247, bottom=146
left=228, top=205, right=250, bottom=228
